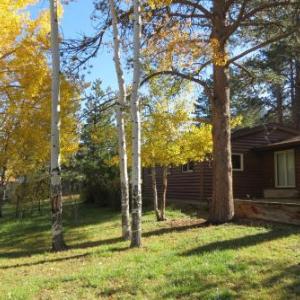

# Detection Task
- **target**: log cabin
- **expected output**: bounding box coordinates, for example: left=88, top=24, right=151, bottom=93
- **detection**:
left=142, top=123, right=300, bottom=224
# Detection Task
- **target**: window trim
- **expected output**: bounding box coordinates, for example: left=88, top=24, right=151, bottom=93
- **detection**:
left=274, top=149, right=296, bottom=188
left=232, top=153, right=244, bottom=171
left=182, top=161, right=194, bottom=173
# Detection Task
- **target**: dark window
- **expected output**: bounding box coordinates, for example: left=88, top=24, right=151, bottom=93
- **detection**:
left=232, top=154, right=243, bottom=171
left=167, top=166, right=172, bottom=175
left=182, top=161, right=195, bottom=173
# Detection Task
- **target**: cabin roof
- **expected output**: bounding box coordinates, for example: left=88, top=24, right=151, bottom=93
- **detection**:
left=232, top=123, right=300, bottom=140
left=254, top=135, right=300, bottom=151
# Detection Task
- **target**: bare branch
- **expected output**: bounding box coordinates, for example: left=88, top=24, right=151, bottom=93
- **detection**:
left=231, top=61, right=255, bottom=83
left=171, top=0, right=212, bottom=19
left=227, top=30, right=295, bottom=65
left=140, top=69, right=213, bottom=101
left=194, top=117, right=211, bottom=124
left=225, top=0, right=250, bottom=38
left=242, top=1, right=296, bottom=22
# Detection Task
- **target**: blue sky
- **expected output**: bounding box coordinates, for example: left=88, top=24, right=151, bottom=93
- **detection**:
left=31, top=0, right=117, bottom=90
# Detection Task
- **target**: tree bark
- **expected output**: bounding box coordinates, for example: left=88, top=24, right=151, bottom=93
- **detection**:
left=151, top=166, right=161, bottom=221
left=0, top=193, right=3, bottom=218
left=50, top=0, right=66, bottom=251
left=0, top=167, right=7, bottom=218
left=160, top=167, right=168, bottom=221
left=109, top=0, right=131, bottom=240
left=0, top=173, right=5, bottom=218
left=130, top=0, right=142, bottom=248
left=293, top=60, right=300, bottom=129
left=274, top=84, right=284, bottom=125
left=209, top=0, right=234, bottom=224
left=16, top=195, right=21, bottom=219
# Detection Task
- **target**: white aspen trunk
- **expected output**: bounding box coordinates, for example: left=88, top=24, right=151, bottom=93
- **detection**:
left=109, top=0, right=131, bottom=240
left=130, top=0, right=142, bottom=248
left=151, top=166, right=161, bottom=221
left=50, top=0, right=66, bottom=251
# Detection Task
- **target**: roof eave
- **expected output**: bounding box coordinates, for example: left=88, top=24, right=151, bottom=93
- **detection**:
left=254, top=140, right=300, bottom=151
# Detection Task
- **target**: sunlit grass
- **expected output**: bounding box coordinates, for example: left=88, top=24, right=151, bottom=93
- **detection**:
left=0, top=202, right=299, bottom=299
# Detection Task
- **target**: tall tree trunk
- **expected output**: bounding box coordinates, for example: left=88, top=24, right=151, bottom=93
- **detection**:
left=293, top=60, right=300, bottom=129
left=130, top=0, right=142, bottom=248
left=109, top=0, right=131, bottom=240
left=16, top=195, right=21, bottom=219
left=274, top=84, right=284, bottom=125
left=0, top=188, right=3, bottom=218
left=0, top=167, right=7, bottom=218
left=0, top=173, right=5, bottom=218
left=49, top=0, right=66, bottom=251
left=209, top=0, right=234, bottom=224
left=151, top=166, right=161, bottom=221
left=160, top=167, right=168, bottom=221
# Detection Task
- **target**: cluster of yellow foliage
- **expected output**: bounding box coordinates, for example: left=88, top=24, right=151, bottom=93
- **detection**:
left=142, top=99, right=212, bottom=168
left=144, top=22, right=208, bottom=72
left=210, top=38, right=228, bottom=67
left=148, top=0, right=173, bottom=9
left=0, top=0, right=80, bottom=180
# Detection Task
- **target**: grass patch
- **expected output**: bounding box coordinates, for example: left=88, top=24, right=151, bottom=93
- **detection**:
left=0, top=203, right=299, bottom=299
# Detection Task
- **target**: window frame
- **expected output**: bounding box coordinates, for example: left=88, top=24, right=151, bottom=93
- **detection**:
left=232, top=153, right=244, bottom=172
left=182, top=161, right=194, bottom=173
left=274, top=149, right=296, bottom=188
left=167, top=166, right=172, bottom=175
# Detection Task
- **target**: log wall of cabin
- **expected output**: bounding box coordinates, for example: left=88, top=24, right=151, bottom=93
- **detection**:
left=142, top=127, right=299, bottom=204
left=231, top=129, right=297, bottom=199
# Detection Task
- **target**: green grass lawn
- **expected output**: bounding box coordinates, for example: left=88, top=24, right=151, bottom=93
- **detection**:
left=0, top=202, right=299, bottom=300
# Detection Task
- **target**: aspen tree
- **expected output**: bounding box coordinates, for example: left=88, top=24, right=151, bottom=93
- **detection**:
left=108, top=0, right=131, bottom=240
left=130, top=0, right=143, bottom=247
left=49, top=0, right=66, bottom=251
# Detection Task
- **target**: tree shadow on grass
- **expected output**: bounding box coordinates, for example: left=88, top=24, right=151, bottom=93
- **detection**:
left=181, top=225, right=300, bottom=256
left=265, top=264, right=300, bottom=297
left=0, top=204, right=122, bottom=258
left=0, top=253, right=89, bottom=270
left=70, top=220, right=208, bottom=251
left=0, top=220, right=207, bottom=259
left=68, top=236, right=124, bottom=250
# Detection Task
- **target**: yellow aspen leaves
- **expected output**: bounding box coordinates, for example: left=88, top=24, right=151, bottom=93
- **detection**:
left=141, top=98, right=212, bottom=168
left=148, top=0, right=173, bottom=9
left=0, top=0, right=80, bottom=178
left=210, top=38, right=228, bottom=67
left=231, top=115, right=243, bottom=128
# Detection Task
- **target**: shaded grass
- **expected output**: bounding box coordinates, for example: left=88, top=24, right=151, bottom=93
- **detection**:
left=0, top=203, right=299, bottom=299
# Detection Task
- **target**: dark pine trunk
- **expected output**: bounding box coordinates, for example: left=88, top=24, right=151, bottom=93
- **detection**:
left=274, top=84, right=284, bottom=125
left=160, top=167, right=168, bottom=221
left=151, top=166, right=161, bottom=221
left=0, top=187, right=3, bottom=218
left=293, top=60, right=300, bottom=129
left=209, top=0, right=234, bottom=224
left=0, top=170, right=6, bottom=218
